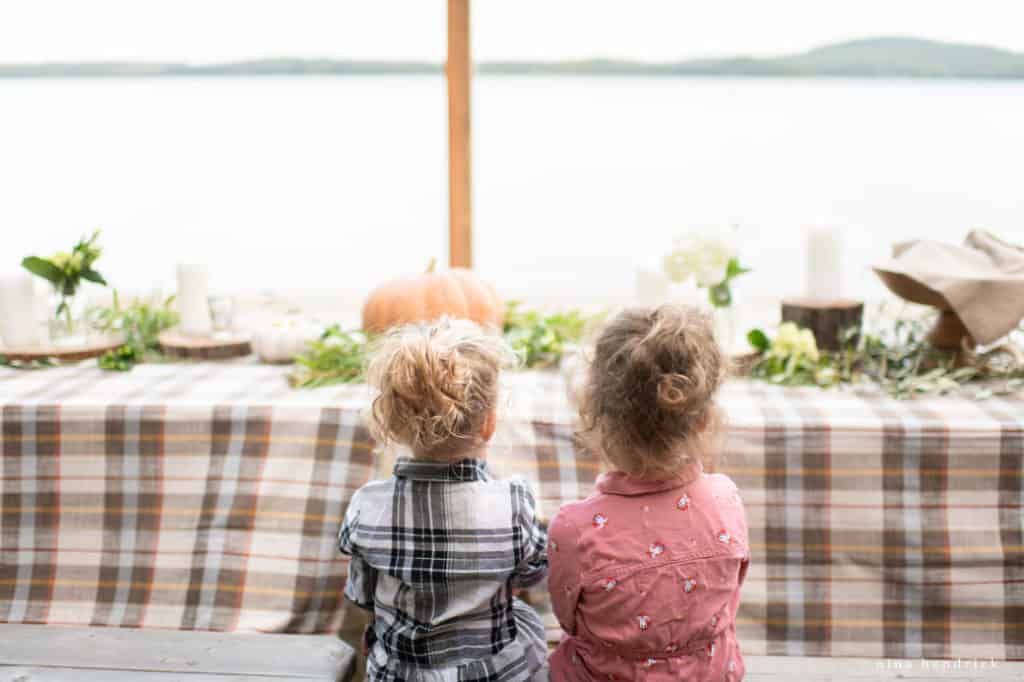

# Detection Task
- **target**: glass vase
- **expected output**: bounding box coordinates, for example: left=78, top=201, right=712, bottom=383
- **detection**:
left=48, top=289, right=88, bottom=347
left=713, top=304, right=739, bottom=355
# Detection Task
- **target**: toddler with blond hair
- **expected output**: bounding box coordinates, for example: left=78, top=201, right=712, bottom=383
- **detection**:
left=548, top=305, right=750, bottom=681
left=338, top=320, right=549, bottom=682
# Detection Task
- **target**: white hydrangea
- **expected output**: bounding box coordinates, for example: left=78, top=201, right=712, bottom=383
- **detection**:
left=661, top=229, right=739, bottom=287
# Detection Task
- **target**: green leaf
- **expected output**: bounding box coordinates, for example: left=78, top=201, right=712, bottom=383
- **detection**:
left=747, top=328, right=770, bottom=353
left=725, top=257, right=752, bottom=280
left=708, top=282, right=732, bottom=307
left=79, top=267, right=107, bottom=286
left=21, top=256, right=64, bottom=285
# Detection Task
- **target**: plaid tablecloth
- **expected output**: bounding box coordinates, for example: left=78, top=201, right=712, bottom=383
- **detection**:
left=1, top=363, right=1021, bottom=661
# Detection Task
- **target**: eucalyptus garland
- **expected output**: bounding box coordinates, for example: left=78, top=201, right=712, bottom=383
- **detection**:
left=747, top=317, right=1024, bottom=399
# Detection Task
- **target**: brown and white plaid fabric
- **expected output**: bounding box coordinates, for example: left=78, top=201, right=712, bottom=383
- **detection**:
left=1, top=364, right=1022, bottom=660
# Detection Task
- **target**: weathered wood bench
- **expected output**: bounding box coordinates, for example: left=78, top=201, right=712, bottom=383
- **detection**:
left=0, top=624, right=356, bottom=682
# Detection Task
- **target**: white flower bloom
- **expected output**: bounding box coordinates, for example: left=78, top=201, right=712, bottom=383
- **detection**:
left=662, top=228, right=739, bottom=287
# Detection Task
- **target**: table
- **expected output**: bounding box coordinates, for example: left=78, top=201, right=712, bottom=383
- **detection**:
left=1, top=363, right=1021, bottom=662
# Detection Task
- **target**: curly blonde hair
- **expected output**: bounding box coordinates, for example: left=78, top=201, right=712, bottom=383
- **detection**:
left=367, top=319, right=516, bottom=459
left=579, top=305, right=727, bottom=478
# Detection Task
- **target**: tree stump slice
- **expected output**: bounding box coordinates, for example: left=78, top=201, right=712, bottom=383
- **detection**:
left=781, top=299, right=864, bottom=351
left=158, top=330, right=252, bottom=360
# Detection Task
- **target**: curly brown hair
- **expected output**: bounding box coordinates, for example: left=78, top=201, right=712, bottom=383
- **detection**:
left=367, top=319, right=516, bottom=459
left=578, top=305, right=727, bottom=477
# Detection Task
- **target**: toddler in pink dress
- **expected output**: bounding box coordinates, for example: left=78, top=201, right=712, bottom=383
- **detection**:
left=548, top=305, right=749, bottom=681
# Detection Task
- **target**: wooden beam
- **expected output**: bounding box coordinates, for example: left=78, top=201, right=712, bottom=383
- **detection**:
left=447, top=0, right=472, bottom=268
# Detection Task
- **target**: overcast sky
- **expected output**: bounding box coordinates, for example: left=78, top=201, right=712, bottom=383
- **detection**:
left=1, top=0, right=1023, bottom=64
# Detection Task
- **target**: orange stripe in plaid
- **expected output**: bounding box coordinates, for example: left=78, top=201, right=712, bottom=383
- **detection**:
left=750, top=575, right=1024, bottom=586
left=2, top=506, right=339, bottom=522
left=726, top=465, right=1022, bottom=477
left=736, top=616, right=1024, bottom=631
left=0, top=546, right=347, bottom=563
left=8, top=433, right=376, bottom=450
left=0, top=475, right=367, bottom=490
left=751, top=542, right=1024, bottom=555
left=744, top=501, right=1024, bottom=509
left=0, top=578, right=341, bottom=599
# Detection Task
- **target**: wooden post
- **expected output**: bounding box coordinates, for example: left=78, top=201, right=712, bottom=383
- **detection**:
left=447, top=0, right=472, bottom=268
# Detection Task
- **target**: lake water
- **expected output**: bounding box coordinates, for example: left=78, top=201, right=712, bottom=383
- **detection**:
left=2, top=75, right=1023, bottom=317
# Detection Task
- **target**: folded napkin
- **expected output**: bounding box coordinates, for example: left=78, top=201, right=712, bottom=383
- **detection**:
left=873, top=230, right=1024, bottom=345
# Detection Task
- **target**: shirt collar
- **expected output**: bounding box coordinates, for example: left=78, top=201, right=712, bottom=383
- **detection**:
left=595, top=458, right=703, bottom=496
left=393, top=457, right=492, bottom=483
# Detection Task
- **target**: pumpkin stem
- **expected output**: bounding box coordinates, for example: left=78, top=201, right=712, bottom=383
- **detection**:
left=426, top=258, right=438, bottom=274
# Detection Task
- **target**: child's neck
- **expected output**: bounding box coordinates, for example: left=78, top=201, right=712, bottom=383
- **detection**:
left=413, top=443, right=489, bottom=462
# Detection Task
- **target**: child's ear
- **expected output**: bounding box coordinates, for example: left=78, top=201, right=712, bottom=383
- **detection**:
left=480, top=410, right=497, bottom=442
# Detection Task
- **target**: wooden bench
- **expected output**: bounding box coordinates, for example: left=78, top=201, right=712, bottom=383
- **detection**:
left=0, top=625, right=356, bottom=682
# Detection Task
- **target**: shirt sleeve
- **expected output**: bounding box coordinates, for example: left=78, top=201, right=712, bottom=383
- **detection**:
left=338, top=490, right=377, bottom=611
left=547, top=509, right=583, bottom=635
left=510, top=481, right=549, bottom=589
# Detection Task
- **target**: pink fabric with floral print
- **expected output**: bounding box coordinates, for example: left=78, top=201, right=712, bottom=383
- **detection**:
left=547, top=459, right=749, bottom=681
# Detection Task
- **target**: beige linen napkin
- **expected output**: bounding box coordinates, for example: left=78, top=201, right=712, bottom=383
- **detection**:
left=873, top=230, right=1024, bottom=345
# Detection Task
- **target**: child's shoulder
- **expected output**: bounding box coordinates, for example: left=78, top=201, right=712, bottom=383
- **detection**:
left=703, top=471, right=740, bottom=492
left=349, top=478, right=398, bottom=507
left=550, top=488, right=604, bottom=527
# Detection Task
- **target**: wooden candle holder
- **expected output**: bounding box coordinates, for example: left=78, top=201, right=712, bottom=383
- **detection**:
left=781, top=299, right=864, bottom=351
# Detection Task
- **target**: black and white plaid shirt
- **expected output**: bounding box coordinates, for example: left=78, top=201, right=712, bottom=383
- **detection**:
left=339, top=457, right=549, bottom=682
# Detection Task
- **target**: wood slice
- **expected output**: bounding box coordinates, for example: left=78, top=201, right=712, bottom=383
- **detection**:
left=0, top=335, right=124, bottom=363
left=158, top=329, right=252, bottom=360
left=781, top=298, right=864, bottom=351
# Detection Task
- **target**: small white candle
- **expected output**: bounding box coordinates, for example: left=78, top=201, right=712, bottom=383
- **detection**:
left=806, top=226, right=844, bottom=300
left=176, top=264, right=213, bottom=337
left=0, top=272, right=42, bottom=348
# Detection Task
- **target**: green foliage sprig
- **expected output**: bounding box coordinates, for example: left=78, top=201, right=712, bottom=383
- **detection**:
left=289, top=326, right=372, bottom=388
left=22, top=231, right=107, bottom=327
left=92, top=292, right=179, bottom=371
left=0, top=356, right=57, bottom=370
left=747, top=317, right=1024, bottom=399
left=502, top=301, right=604, bottom=368
left=287, top=304, right=605, bottom=389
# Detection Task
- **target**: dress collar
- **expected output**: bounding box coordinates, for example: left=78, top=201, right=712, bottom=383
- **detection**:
left=595, top=458, right=703, bottom=496
left=393, top=457, right=492, bottom=483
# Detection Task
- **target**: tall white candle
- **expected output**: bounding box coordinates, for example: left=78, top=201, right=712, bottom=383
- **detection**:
left=0, top=273, right=42, bottom=348
left=806, top=226, right=844, bottom=300
left=176, top=264, right=213, bottom=337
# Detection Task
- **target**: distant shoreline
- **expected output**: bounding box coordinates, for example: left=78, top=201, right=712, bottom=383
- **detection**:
left=4, top=69, right=1024, bottom=81
left=5, top=37, right=1024, bottom=80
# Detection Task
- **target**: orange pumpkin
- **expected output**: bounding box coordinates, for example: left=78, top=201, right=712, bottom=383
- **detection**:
left=361, top=259, right=504, bottom=333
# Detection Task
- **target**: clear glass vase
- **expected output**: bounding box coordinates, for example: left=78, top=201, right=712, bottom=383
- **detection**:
left=713, top=304, right=738, bottom=355
left=48, top=289, right=88, bottom=347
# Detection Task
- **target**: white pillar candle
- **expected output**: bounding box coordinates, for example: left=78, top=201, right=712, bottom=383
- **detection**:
left=176, top=264, right=213, bottom=337
left=806, top=226, right=844, bottom=301
left=0, top=272, right=42, bottom=348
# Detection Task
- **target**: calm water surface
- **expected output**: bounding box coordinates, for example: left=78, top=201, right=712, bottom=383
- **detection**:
left=3, top=76, right=1023, bottom=312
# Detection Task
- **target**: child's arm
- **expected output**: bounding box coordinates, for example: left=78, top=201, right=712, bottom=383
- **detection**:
left=547, top=511, right=582, bottom=635
left=510, top=482, right=548, bottom=589
left=338, top=490, right=378, bottom=611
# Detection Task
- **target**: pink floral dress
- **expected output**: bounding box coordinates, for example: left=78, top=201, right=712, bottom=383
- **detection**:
left=548, top=459, right=749, bottom=681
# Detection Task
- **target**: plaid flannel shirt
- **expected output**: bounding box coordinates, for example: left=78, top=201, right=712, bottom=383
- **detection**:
left=339, top=457, right=549, bottom=681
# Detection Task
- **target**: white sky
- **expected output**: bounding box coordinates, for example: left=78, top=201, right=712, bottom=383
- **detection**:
left=1, top=0, right=1022, bottom=64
